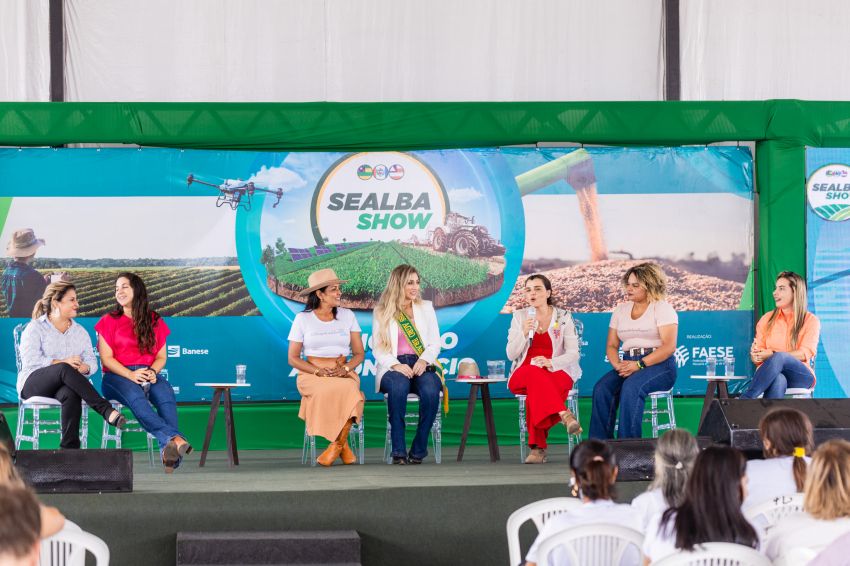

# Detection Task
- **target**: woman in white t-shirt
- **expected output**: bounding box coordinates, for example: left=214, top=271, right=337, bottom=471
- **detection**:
left=643, top=446, right=760, bottom=564
left=743, top=407, right=813, bottom=512
left=631, top=429, right=699, bottom=531
left=765, top=439, right=850, bottom=564
left=525, top=439, right=643, bottom=566
left=590, top=263, right=679, bottom=439
left=287, top=269, right=365, bottom=467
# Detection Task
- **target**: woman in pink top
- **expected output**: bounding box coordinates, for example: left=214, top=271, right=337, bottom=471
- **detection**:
left=96, top=272, right=191, bottom=473
left=590, top=263, right=679, bottom=439
left=741, top=271, right=819, bottom=399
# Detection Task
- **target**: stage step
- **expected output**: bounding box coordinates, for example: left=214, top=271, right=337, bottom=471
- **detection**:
left=176, top=531, right=361, bottom=565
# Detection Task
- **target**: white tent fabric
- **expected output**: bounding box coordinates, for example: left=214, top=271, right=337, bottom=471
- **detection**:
left=681, top=0, right=850, bottom=100
left=0, top=0, right=49, bottom=102
left=63, top=0, right=663, bottom=102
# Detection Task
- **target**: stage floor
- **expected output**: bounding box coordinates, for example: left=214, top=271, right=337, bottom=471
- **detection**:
left=41, top=446, right=648, bottom=566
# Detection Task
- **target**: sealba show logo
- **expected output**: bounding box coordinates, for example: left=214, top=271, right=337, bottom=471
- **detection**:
left=808, top=164, right=850, bottom=221
left=312, top=152, right=447, bottom=243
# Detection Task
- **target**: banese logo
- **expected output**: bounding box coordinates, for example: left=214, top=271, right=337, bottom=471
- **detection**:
left=167, top=345, right=210, bottom=358
left=311, top=151, right=448, bottom=243
left=808, top=163, right=850, bottom=221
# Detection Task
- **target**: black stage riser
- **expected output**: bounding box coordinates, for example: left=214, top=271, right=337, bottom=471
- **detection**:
left=15, top=449, right=133, bottom=493
left=698, top=399, right=850, bottom=452
left=609, top=437, right=714, bottom=481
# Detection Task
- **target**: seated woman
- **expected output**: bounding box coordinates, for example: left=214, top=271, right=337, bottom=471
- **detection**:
left=507, top=274, right=582, bottom=464
left=765, top=439, right=850, bottom=563
left=524, top=439, right=643, bottom=566
left=631, top=429, right=699, bottom=531
left=590, top=263, right=678, bottom=439
left=18, top=281, right=125, bottom=449
left=743, top=406, right=813, bottom=512
left=643, top=446, right=760, bottom=564
left=287, top=269, right=365, bottom=467
left=96, top=272, right=191, bottom=473
left=372, top=264, right=443, bottom=465
left=742, top=271, right=819, bottom=399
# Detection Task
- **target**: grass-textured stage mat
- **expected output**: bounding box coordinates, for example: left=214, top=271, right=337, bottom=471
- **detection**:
left=4, top=397, right=707, bottom=452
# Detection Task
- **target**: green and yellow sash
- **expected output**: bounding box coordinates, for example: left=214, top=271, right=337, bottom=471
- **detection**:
left=397, top=310, right=449, bottom=413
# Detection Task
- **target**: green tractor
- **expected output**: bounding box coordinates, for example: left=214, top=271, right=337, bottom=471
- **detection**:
left=428, top=212, right=506, bottom=257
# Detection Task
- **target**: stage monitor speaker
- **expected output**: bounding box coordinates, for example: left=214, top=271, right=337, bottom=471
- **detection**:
left=698, top=399, right=850, bottom=452
left=15, top=449, right=133, bottom=493
left=609, top=437, right=714, bottom=482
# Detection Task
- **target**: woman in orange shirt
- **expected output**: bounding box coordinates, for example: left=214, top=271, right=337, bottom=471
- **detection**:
left=741, top=271, right=820, bottom=399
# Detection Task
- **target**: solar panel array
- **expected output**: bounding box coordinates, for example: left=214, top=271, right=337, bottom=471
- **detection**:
left=286, top=242, right=368, bottom=261
left=314, top=246, right=331, bottom=255
left=288, top=248, right=312, bottom=261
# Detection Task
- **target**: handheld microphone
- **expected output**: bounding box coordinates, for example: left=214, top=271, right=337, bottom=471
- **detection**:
left=527, top=306, right=537, bottom=340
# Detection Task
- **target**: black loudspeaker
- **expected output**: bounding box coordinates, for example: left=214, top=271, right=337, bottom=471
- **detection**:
left=15, top=449, right=133, bottom=493
left=698, top=399, right=850, bottom=452
left=610, top=437, right=714, bottom=481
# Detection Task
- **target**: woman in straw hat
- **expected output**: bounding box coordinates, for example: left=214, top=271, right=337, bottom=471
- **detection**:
left=372, top=264, right=443, bottom=465
left=287, top=268, right=365, bottom=467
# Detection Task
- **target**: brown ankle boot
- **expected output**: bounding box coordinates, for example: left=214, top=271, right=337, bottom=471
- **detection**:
left=316, top=442, right=342, bottom=467
left=318, top=419, right=355, bottom=467
left=340, top=442, right=357, bottom=465
left=338, top=419, right=356, bottom=464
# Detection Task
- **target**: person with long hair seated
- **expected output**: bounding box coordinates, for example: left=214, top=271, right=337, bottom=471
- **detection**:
left=18, top=281, right=126, bottom=449
left=643, top=446, right=760, bottom=564
left=372, top=264, right=445, bottom=465
left=765, top=439, right=850, bottom=563
left=96, top=272, right=190, bottom=473
left=524, top=439, right=643, bottom=566
left=590, top=263, right=679, bottom=439
left=287, top=269, right=365, bottom=467
left=631, top=429, right=699, bottom=531
left=0, top=443, right=64, bottom=539
left=507, top=274, right=582, bottom=464
left=743, top=406, right=813, bottom=511
left=742, top=271, right=820, bottom=398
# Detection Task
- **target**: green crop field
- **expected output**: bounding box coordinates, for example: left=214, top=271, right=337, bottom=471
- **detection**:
left=0, top=268, right=259, bottom=317
left=272, top=241, right=490, bottom=298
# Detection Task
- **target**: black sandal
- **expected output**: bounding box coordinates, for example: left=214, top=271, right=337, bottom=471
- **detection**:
left=106, top=411, right=127, bottom=429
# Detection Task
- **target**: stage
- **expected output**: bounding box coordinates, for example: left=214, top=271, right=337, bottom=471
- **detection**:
left=39, top=446, right=648, bottom=566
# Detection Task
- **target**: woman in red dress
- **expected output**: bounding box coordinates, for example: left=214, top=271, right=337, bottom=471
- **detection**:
left=507, top=274, right=582, bottom=464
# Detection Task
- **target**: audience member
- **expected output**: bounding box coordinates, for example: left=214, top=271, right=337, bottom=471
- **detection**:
left=0, top=484, right=42, bottom=566
left=0, top=444, right=63, bottom=538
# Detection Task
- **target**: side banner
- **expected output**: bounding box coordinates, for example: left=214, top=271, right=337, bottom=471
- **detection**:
left=805, top=148, right=850, bottom=397
left=0, top=147, right=754, bottom=402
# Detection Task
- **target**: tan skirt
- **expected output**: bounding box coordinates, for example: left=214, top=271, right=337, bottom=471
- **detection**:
left=297, top=356, right=365, bottom=442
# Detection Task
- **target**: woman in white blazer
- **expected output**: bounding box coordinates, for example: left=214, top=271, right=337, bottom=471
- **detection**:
left=372, top=264, right=442, bottom=465
left=507, top=274, right=582, bottom=464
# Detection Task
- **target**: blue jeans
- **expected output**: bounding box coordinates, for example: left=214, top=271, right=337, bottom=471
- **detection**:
left=101, top=365, right=183, bottom=450
left=380, top=354, right=441, bottom=459
left=740, top=352, right=814, bottom=399
left=590, top=354, right=677, bottom=439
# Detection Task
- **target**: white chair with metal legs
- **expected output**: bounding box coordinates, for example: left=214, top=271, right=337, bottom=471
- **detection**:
left=302, top=418, right=366, bottom=466
left=383, top=392, right=442, bottom=464
left=100, top=401, right=157, bottom=466
left=516, top=389, right=580, bottom=463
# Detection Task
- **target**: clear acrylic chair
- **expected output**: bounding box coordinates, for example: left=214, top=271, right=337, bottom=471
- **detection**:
left=516, top=389, right=580, bottom=463
left=644, top=388, right=677, bottom=438
left=301, top=418, right=365, bottom=466
left=383, top=392, right=443, bottom=464
left=100, top=400, right=157, bottom=466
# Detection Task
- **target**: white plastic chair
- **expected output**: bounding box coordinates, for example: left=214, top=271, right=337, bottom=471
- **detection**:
left=536, top=523, right=645, bottom=566
left=382, top=392, right=442, bottom=464
left=302, top=418, right=365, bottom=466
left=516, top=389, right=580, bottom=463
left=505, top=497, right=583, bottom=566
left=743, top=493, right=805, bottom=531
left=652, top=542, right=771, bottom=566
left=40, top=520, right=110, bottom=566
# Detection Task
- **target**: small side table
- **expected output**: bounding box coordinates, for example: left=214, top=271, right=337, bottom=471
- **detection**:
left=456, top=378, right=507, bottom=463
left=195, top=383, right=251, bottom=467
left=691, top=375, right=747, bottom=428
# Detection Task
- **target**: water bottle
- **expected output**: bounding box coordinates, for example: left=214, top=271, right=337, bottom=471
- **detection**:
left=724, top=355, right=735, bottom=378
left=236, top=364, right=247, bottom=385
left=706, top=356, right=717, bottom=377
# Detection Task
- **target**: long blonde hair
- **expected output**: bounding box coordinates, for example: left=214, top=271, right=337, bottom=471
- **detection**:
left=766, top=271, right=808, bottom=349
left=374, top=264, right=421, bottom=350
left=804, top=439, right=850, bottom=520
left=32, top=281, right=76, bottom=320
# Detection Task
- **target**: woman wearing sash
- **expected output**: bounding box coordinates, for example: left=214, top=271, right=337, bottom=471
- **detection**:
left=287, top=269, right=365, bottom=467
left=372, top=264, right=444, bottom=465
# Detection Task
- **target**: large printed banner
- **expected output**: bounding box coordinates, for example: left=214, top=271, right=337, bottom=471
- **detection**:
left=806, top=148, right=850, bottom=397
left=0, top=147, right=754, bottom=403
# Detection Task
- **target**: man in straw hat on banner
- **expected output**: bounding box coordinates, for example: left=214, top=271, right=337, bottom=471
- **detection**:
left=1, top=229, right=50, bottom=318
